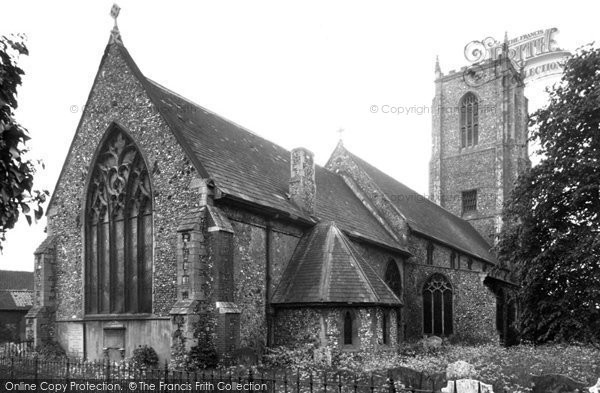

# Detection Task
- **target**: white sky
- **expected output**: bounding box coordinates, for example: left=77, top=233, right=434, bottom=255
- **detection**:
left=1, top=0, right=598, bottom=271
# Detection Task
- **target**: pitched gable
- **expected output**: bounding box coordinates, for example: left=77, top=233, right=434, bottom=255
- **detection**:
left=272, top=222, right=402, bottom=305
left=327, top=144, right=496, bottom=264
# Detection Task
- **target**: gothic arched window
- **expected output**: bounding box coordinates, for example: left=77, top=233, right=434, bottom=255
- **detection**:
left=384, top=260, right=402, bottom=299
left=423, top=274, right=453, bottom=336
left=426, top=242, right=434, bottom=265
left=382, top=310, right=389, bottom=345
left=384, top=260, right=403, bottom=342
left=460, top=92, right=479, bottom=148
left=85, top=128, right=153, bottom=315
left=343, top=311, right=353, bottom=345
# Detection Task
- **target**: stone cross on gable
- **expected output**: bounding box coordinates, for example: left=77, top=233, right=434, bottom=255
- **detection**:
left=110, top=3, right=121, bottom=27
left=109, top=4, right=123, bottom=45
left=337, top=128, right=345, bottom=141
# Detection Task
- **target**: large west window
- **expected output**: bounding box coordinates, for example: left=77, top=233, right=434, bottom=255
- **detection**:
left=423, top=274, right=453, bottom=336
left=85, top=128, right=153, bottom=314
left=460, top=92, right=479, bottom=148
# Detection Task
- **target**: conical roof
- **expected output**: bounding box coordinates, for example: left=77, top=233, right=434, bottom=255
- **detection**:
left=272, top=222, right=402, bottom=306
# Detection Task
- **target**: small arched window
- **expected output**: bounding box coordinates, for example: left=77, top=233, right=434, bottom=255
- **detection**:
left=426, top=242, right=434, bottom=265
left=460, top=92, right=479, bottom=148
left=343, top=311, right=354, bottom=345
left=85, top=128, right=153, bottom=314
left=423, top=274, right=453, bottom=336
left=382, top=311, right=389, bottom=345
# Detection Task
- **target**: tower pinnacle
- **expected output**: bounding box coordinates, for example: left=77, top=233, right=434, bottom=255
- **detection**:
left=435, top=55, right=442, bottom=78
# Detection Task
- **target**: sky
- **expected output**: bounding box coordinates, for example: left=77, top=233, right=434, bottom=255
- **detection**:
left=1, top=0, right=598, bottom=271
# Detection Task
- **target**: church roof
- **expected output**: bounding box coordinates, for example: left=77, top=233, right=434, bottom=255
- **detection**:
left=0, top=271, right=33, bottom=291
left=343, top=149, right=496, bottom=263
left=49, top=36, right=494, bottom=262
left=271, top=222, right=402, bottom=306
left=110, top=44, right=405, bottom=253
left=0, top=290, right=33, bottom=310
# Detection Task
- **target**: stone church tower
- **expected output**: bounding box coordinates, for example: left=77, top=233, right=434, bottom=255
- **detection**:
left=429, top=49, right=531, bottom=244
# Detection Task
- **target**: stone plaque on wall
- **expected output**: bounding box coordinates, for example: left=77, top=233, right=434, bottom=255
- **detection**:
left=65, top=323, right=84, bottom=357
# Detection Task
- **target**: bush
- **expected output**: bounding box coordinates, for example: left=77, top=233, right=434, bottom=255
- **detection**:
left=34, top=341, right=66, bottom=361
left=447, top=332, right=495, bottom=346
left=131, top=345, right=159, bottom=369
left=186, top=345, right=218, bottom=370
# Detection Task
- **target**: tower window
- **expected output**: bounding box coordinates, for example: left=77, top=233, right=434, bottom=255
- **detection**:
left=460, top=92, right=479, bottom=148
left=450, top=252, right=456, bottom=269
left=462, top=190, right=477, bottom=214
left=423, top=274, right=453, bottom=336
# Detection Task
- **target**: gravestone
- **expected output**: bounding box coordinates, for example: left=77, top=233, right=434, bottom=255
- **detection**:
left=589, top=378, right=600, bottom=393
left=420, top=336, right=443, bottom=350
left=531, top=374, right=587, bottom=393
left=447, top=360, right=476, bottom=379
left=442, top=379, right=494, bottom=393
left=65, top=323, right=84, bottom=357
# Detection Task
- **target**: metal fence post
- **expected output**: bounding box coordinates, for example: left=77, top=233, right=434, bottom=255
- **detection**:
left=388, top=370, right=396, bottom=393
left=34, top=356, right=39, bottom=383
left=105, top=359, right=111, bottom=382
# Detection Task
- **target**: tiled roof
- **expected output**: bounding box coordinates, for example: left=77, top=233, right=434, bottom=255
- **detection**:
left=345, top=150, right=496, bottom=263
left=0, top=271, right=33, bottom=290
left=272, top=222, right=402, bottom=306
left=112, top=45, right=404, bottom=253
left=0, top=290, right=33, bottom=310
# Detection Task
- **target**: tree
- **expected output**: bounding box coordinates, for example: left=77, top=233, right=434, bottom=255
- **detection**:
left=0, top=34, right=47, bottom=249
left=497, top=44, right=600, bottom=345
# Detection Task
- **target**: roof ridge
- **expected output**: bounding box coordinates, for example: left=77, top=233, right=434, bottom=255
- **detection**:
left=340, top=147, right=496, bottom=263
left=319, top=224, right=335, bottom=302
left=333, top=224, right=380, bottom=302
left=351, top=150, right=467, bottom=220
left=340, top=225, right=402, bottom=303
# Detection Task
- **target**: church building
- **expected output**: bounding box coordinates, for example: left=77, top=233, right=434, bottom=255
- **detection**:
left=26, top=21, right=525, bottom=363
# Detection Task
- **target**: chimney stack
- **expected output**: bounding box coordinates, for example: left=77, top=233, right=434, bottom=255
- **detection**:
left=289, top=147, right=316, bottom=214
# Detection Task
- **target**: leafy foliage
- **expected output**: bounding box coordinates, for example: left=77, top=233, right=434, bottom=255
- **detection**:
left=34, top=341, right=67, bottom=361
left=131, top=345, right=159, bottom=369
left=186, top=344, right=219, bottom=370
left=496, top=44, right=600, bottom=345
left=0, top=34, right=48, bottom=249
